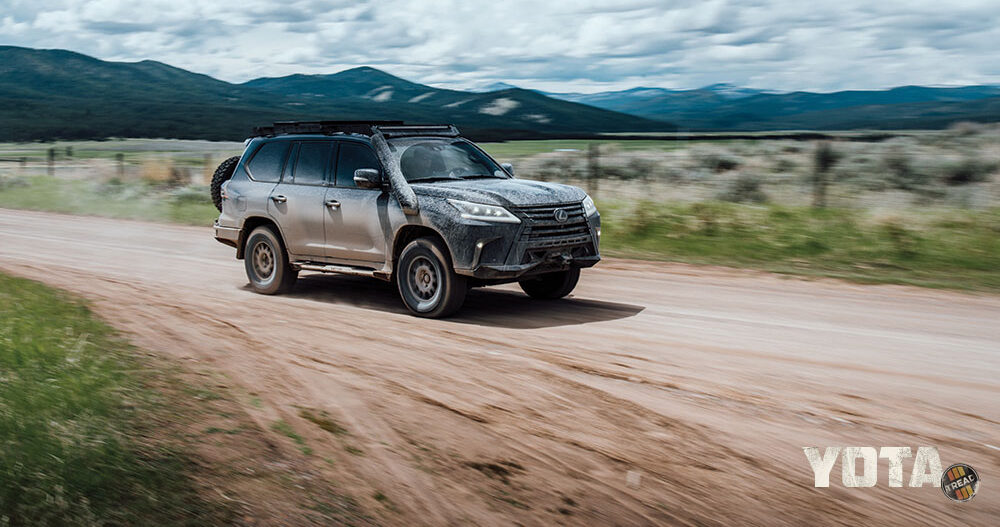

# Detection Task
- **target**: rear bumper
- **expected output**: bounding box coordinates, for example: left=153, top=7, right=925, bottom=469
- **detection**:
left=214, top=222, right=240, bottom=249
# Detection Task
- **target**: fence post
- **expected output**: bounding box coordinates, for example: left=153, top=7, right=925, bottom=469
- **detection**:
left=587, top=143, right=600, bottom=196
left=47, top=148, right=55, bottom=176
left=204, top=154, right=213, bottom=185
left=116, top=153, right=125, bottom=179
left=812, top=141, right=839, bottom=208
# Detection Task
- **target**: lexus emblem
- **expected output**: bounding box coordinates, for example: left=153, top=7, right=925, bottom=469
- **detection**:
left=553, top=208, right=569, bottom=223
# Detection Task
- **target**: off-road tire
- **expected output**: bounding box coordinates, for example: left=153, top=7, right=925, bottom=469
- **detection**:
left=211, top=156, right=240, bottom=211
left=518, top=268, right=580, bottom=299
left=244, top=226, right=297, bottom=294
left=396, top=237, right=467, bottom=317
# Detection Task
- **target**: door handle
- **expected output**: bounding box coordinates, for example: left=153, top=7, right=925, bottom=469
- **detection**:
left=271, top=195, right=287, bottom=203
left=325, top=199, right=341, bottom=209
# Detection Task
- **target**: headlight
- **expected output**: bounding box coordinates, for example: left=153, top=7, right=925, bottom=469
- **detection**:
left=447, top=199, right=520, bottom=223
left=582, top=195, right=598, bottom=217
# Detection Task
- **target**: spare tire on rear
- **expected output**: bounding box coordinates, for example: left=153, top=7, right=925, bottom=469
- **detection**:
left=210, top=156, right=240, bottom=211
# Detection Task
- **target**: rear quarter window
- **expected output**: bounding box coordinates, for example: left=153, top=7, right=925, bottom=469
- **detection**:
left=246, top=142, right=288, bottom=183
left=293, top=141, right=333, bottom=185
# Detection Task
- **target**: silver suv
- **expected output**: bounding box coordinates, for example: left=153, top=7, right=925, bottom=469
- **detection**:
left=212, top=121, right=600, bottom=317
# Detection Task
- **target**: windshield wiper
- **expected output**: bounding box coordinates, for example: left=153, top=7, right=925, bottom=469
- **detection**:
left=460, top=174, right=505, bottom=179
left=408, top=176, right=463, bottom=183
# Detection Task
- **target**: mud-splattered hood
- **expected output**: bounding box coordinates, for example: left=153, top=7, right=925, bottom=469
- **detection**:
left=409, top=178, right=587, bottom=208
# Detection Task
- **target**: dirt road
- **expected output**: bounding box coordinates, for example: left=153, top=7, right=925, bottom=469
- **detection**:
left=1, top=208, right=997, bottom=525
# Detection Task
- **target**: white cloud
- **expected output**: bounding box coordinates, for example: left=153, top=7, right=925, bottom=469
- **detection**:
left=1, top=0, right=998, bottom=92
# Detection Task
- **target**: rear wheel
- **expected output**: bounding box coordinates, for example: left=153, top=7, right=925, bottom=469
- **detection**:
left=396, top=237, right=466, bottom=317
left=244, top=226, right=297, bottom=294
left=518, top=268, right=580, bottom=299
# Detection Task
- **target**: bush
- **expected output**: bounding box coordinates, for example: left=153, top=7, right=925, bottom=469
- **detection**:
left=719, top=173, right=768, bottom=204
left=773, top=158, right=797, bottom=173
left=599, top=165, right=629, bottom=180
left=534, top=157, right=579, bottom=181
left=883, top=150, right=930, bottom=190
left=942, top=158, right=997, bottom=185
left=624, top=158, right=658, bottom=180
left=701, top=153, right=741, bottom=172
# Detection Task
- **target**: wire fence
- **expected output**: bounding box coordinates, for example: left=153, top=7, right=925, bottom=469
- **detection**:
left=2, top=135, right=998, bottom=209
left=501, top=138, right=1000, bottom=209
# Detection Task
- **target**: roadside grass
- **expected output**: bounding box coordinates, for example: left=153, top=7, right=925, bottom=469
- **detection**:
left=299, top=408, right=349, bottom=436
left=599, top=201, right=1000, bottom=291
left=272, top=420, right=313, bottom=456
left=0, top=175, right=218, bottom=226
left=0, top=273, right=228, bottom=525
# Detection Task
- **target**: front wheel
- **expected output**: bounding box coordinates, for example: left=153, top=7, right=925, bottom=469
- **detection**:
left=518, top=268, right=580, bottom=299
left=244, top=226, right=297, bottom=294
left=396, top=237, right=467, bottom=318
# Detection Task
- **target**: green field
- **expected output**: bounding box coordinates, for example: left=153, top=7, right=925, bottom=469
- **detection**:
left=0, top=273, right=228, bottom=525
left=600, top=201, right=1000, bottom=291
left=0, top=176, right=218, bottom=226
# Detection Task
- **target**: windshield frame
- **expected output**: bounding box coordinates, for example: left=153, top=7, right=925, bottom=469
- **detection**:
left=385, top=136, right=512, bottom=183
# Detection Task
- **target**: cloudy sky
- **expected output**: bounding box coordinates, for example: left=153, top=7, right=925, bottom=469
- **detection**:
left=2, top=0, right=999, bottom=93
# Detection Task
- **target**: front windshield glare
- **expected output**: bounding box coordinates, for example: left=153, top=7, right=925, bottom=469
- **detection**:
left=390, top=139, right=506, bottom=182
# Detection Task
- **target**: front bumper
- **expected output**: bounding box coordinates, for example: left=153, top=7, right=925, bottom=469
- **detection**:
left=454, top=203, right=601, bottom=280
left=463, top=253, right=600, bottom=280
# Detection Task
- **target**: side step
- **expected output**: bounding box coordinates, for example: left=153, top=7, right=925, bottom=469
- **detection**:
left=293, top=262, right=376, bottom=278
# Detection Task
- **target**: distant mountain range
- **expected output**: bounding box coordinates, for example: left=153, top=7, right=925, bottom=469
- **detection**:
left=239, top=67, right=661, bottom=135
left=544, top=83, right=769, bottom=108
left=538, top=83, right=1000, bottom=130
left=0, top=46, right=669, bottom=141
left=2, top=45, right=1000, bottom=141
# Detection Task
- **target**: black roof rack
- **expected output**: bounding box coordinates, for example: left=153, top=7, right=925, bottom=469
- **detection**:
left=252, top=120, right=404, bottom=137
left=252, top=121, right=460, bottom=138
left=374, top=124, right=460, bottom=138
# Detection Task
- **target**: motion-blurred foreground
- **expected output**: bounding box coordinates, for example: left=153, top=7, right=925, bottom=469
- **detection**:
left=0, top=207, right=997, bottom=524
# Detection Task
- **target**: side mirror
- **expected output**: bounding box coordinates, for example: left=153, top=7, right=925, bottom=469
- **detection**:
left=353, top=168, right=381, bottom=189
left=501, top=162, right=515, bottom=176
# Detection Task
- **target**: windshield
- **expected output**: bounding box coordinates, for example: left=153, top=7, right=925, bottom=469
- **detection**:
left=386, top=137, right=508, bottom=182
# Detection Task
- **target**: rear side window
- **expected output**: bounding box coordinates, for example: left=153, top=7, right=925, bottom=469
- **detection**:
left=246, top=142, right=287, bottom=183
left=335, top=142, right=381, bottom=187
left=293, top=141, right=332, bottom=185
